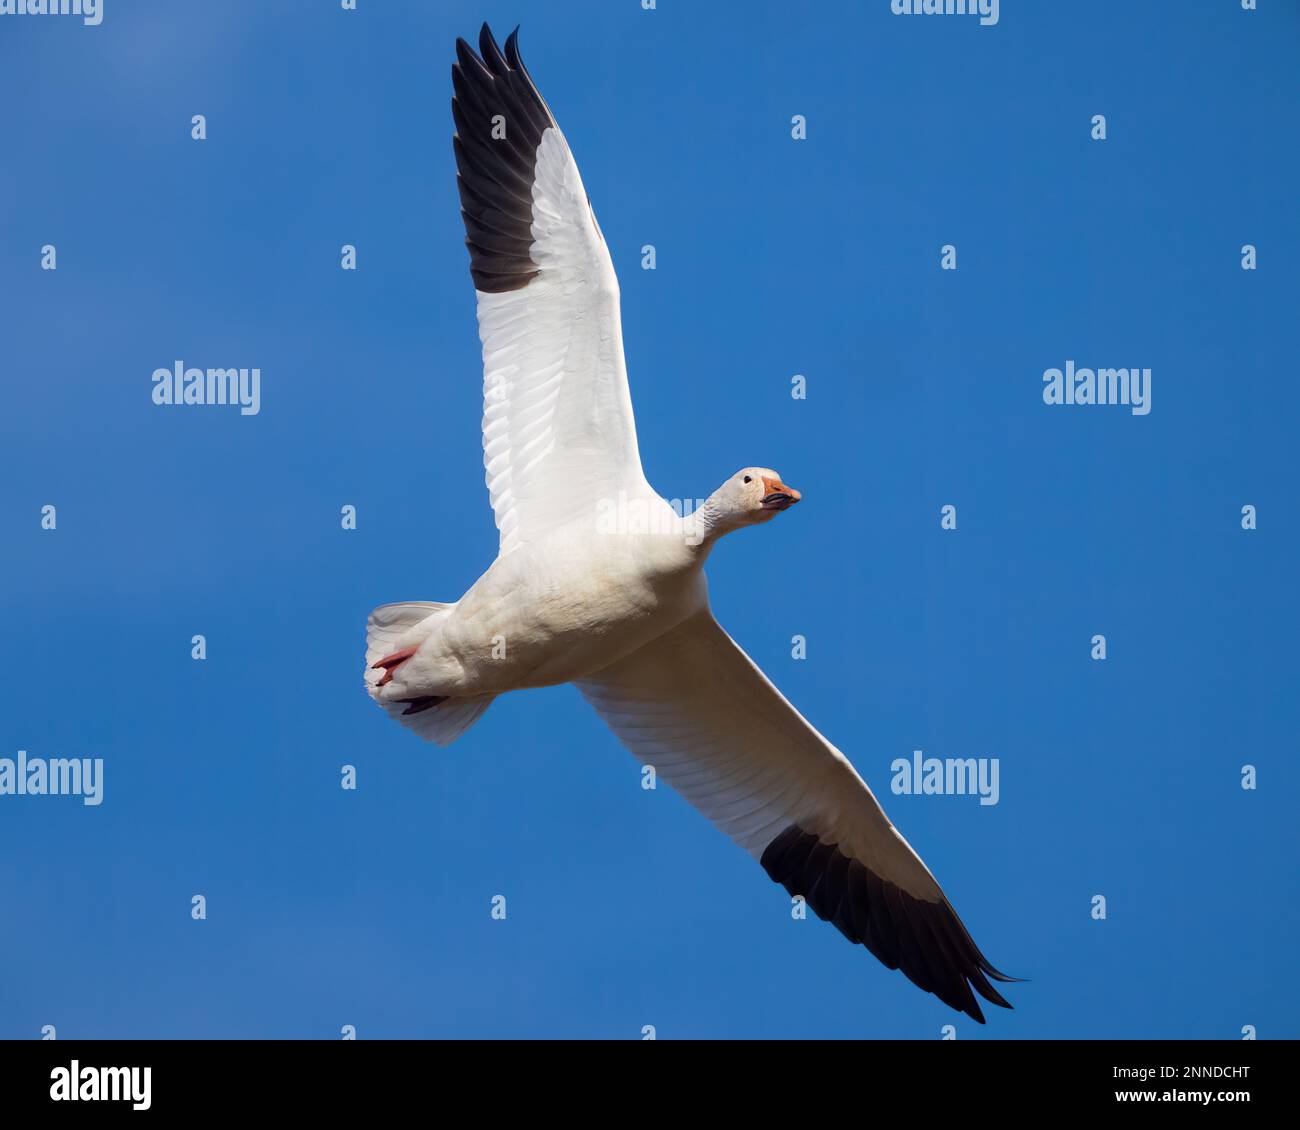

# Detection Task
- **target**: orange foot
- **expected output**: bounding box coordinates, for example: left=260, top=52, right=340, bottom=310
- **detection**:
left=372, top=646, right=419, bottom=687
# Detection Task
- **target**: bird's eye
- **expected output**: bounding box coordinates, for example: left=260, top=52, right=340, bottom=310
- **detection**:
left=743, top=475, right=752, bottom=484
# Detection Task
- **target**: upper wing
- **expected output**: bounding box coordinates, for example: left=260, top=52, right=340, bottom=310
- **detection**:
left=452, top=25, right=652, bottom=556
left=577, top=611, right=1017, bottom=1023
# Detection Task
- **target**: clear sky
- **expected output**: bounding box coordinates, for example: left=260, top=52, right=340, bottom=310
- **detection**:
left=1, top=0, right=1296, bottom=1040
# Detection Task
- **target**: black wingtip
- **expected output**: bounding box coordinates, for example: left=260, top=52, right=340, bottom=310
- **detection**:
left=450, top=21, right=554, bottom=294
left=479, top=22, right=508, bottom=73
left=975, top=953, right=1024, bottom=985
left=504, top=25, right=523, bottom=67
left=761, top=824, right=1020, bottom=1023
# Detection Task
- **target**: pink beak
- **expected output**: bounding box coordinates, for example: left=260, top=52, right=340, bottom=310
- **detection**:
left=760, top=476, right=802, bottom=511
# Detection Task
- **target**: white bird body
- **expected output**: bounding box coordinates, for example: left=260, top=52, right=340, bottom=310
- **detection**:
left=364, top=24, right=1018, bottom=1023
left=377, top=522, right=707, bottom=698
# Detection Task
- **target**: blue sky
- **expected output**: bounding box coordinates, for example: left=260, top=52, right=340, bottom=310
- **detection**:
left=1, top=0, right=1297, bottom=1039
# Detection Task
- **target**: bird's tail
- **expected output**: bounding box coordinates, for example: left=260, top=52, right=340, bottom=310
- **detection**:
left=363, top=600, right=495, bottom=746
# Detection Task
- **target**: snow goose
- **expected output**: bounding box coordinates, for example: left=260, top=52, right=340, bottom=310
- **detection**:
left=364, top=24, right=1017, bottom=1023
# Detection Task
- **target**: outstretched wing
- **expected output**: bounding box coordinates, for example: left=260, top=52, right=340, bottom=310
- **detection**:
left=452, top=25, right=653, bottom=556
left=578, top=611, right=1017, bottom=1023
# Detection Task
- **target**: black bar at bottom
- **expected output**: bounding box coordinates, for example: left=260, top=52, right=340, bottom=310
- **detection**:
left=0, top=1037, right=1284, bottom=1115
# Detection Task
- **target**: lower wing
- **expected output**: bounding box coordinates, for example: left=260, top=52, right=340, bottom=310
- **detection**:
left=577, top=611, right=1017, bottom=1022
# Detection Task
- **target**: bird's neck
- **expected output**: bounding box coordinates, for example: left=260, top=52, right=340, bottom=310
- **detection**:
left=683, top=496, right=732, bottom=557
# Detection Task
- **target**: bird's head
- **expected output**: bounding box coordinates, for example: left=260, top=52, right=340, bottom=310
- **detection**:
left=707, top=467, right=802, bottom=529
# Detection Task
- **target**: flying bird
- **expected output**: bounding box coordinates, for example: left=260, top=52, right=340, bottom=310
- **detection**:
left=365, top=23, right=1018, bottom=1023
